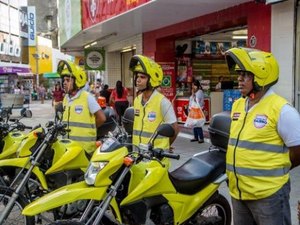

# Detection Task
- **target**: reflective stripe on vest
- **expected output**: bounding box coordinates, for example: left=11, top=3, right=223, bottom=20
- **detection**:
left=226, top=94, right=291, bottom=200
left=228, top=138, right=289, bottom=153
left=63, top=91, right=96, bottom=153
left=132, top=92, right=169, bottom=150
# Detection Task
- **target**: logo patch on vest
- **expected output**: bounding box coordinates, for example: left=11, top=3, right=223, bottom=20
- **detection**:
left=74, top=105, right=83, bottom=114
left=135, top=109, right=140, bottom=116
left=254, top=114, right=268, bottom=128
left=232, top=112, right=241, bottom=121
left=148, top=111, right=156, bottom=122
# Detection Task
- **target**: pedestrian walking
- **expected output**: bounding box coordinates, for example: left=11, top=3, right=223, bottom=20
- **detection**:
left=52, top=82, right=65, bottom=113
left=109, top=80, right=129, bottom=125
left=189, top=79, right=205, bottom=144
left=38, top=84, right=46, bottom=104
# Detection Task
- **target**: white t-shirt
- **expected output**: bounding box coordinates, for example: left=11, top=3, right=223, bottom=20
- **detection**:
left=64, top=89, right=101, bottom=114
left=248, top=89, right=300, bottom=148
left=189, top=89, right=204, bottom=108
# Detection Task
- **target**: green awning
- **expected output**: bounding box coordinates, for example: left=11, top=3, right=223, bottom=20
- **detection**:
left=43, top=72, right=60, bottom=79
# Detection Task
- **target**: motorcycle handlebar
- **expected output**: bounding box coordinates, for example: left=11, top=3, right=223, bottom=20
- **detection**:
left=152, top=148, right=180, bottom=160
left=160, top=151, right=180, bottom=160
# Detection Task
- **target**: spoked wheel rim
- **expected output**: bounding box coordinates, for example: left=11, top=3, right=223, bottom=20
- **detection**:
left=197, top=203, right=228, bottom=225
left=0, top=193, right=26, bottom=225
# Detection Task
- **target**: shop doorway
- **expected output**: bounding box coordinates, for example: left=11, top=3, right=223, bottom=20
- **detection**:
left=121, top=50, right=135, bottom=105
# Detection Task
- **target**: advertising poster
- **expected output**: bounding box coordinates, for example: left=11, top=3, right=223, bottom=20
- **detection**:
left=158, top=62, right=176, bottom=102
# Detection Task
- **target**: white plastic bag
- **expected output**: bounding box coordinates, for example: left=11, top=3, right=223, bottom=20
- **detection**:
left=184, top=98, right=206, bottom=128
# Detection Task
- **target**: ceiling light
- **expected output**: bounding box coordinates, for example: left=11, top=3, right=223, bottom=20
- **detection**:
left=232, top=36, right=248, bottom=40
left=121, top=45, right=136, bottom=53
left=90, top=41, right=97, bottom=46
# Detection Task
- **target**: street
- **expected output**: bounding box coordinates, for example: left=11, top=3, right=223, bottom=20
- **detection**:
left=15, top=99, right=300, bottom=225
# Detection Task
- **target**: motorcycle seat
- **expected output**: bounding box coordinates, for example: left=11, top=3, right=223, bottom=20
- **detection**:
left=169, top=150, right=226, bottom=195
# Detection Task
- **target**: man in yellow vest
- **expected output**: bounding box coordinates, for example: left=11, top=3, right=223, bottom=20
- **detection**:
left=225, top=47, right=300, bottom=225
left=57, top=60, right=106, bottom=154
left=129, top=55, right=178, bottom=152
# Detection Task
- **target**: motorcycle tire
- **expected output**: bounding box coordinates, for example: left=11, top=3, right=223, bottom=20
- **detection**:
left=196, top=194, right=231, bottom=225
left=47, top=220, right=84, bottom=225
left=0, top=186, right=35, bottom=225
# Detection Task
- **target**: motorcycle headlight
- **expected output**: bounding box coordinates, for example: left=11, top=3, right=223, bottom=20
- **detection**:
left=84, top=161, right=108, bottom=185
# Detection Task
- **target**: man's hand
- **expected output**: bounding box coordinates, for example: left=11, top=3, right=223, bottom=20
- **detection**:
left=289, top=145, right=300, bottom=169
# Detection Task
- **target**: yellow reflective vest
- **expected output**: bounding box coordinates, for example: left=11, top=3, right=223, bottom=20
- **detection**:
left=63, top=91, right=97, bottom=153
left=132, top=92, right=170, bottom=150
left=226, top=93, right=291, bottom=200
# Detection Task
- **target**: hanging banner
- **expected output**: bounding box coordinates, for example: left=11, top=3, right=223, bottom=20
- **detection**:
left=84, top=48, right=105, bottom=71
left=158, top=62, right=176, bottom=102
left=58, top=0, right=82, bottom=46
left=27, top=6, right=36, bottom=46
left=82, top=0, right=151, bottom=29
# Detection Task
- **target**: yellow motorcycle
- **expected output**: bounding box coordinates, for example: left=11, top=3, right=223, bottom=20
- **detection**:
left=0, top=107, right=124, bottom=225
left=0, top=107, right=34, bottom=160
left=23, top=114, right=232, bottom=225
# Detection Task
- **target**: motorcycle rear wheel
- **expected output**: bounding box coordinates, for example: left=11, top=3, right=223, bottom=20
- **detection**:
left=195, top=194, right=231, bottom=225
left=0, top=186, right=35, bottom=225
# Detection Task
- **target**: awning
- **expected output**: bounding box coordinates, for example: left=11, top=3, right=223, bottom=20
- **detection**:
left=0, top=62, right=32, bottom=74
left=43, top=72, right=60, bottom=79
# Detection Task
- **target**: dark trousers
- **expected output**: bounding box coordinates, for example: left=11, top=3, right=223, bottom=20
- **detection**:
left=115, top=101, right=129, bottom=125
left=193, top=127, right=204, bottom=140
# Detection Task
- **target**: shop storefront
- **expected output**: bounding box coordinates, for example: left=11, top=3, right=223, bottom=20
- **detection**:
left=143, top=1, right=271, bottom=122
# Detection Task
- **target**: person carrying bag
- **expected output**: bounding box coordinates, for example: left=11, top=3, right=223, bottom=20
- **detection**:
left=184, top=80, right=206, bottom=143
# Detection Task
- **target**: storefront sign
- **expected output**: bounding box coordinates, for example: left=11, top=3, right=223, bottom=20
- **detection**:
left=82, top=0, right=150, bottom=29
left=84, top=48, right=105, bottom=71
left=27, top=6, right=36, bottom=46
left=0, top=66, right=30, bottom=74
left=0, top=39, right=21, bottom=57
left=159, top=62, right=176, bottom=102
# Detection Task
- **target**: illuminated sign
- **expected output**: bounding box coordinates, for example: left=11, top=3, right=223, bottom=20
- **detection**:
left=27, top=6, right=36, bottom=46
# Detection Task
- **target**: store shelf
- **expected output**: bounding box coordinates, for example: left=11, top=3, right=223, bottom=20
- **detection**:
left=192, top=58, right=237, bottom=90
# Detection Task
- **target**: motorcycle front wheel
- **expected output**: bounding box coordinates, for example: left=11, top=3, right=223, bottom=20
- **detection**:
left=0, top=186, right=35, bottom=225
left=194, top=194, right=231, bottom=225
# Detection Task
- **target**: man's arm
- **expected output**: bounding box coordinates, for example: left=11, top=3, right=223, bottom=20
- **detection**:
left=94, top=110, right=106, bottom=128
left=170, top=122, right=179, bottom=145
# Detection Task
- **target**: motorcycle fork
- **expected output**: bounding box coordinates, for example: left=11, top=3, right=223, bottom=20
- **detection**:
left=0, top=133, right=51, bottom=224
left=83, top=166, right=131, bottom=225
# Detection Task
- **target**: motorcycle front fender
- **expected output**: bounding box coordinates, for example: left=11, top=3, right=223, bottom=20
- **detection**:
left=22, top=181, right=121, bottom=222
left=0, top=157, right=48, bottom=190
left=46, top=145, right=89, bottom=175
left=0, top=142, right=19, bottom=160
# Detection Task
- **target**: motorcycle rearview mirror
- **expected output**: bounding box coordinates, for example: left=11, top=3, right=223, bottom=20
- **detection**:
left=148, top=123, right=175, bottom=147
left=21, top=109, right=32, bottom=118
left=156, top=123, right=175, bottom=137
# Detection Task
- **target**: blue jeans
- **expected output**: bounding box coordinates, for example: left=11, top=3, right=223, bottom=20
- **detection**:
left=231, top=180, right=291, bottom=225
left=193, top=127, right=204, bottom=140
